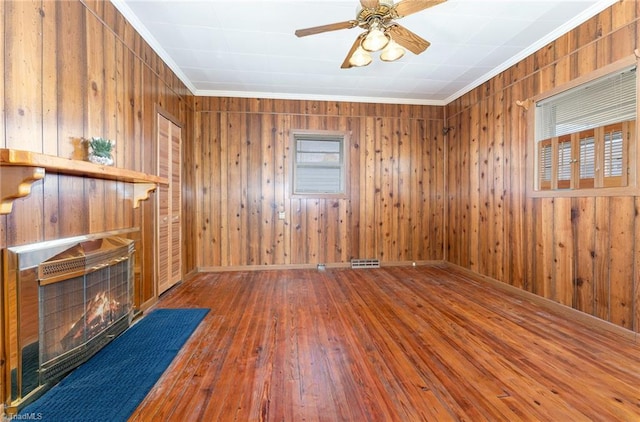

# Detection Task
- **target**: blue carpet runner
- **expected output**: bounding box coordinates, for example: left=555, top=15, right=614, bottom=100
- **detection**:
left=20, top=308, right=209, bottom=421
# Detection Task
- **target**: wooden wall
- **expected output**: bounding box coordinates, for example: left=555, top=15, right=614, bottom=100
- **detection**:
left=0, top=0, right=194, bottom=408
left=445, top=0, right=640, bottom=333
left=0, top=0, right=193, bottom=304
left=192, top=98, right=445, bottom=268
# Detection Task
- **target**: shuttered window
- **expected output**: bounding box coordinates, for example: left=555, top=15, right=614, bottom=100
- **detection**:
left=534, top=66, right=636, bottom=191
left=292, top=131, right=349, bottom=197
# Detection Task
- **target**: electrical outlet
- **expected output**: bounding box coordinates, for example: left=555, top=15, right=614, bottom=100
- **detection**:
left=278, top=211, right=286, bottom=220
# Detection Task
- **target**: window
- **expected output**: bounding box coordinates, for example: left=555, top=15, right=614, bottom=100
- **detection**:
left=291, top=130, right=349, bottom=197
left=534, top=65, right=636, bottom=192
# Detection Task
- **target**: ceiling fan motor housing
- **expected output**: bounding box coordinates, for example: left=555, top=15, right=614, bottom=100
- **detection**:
left=356, top=2, right=397, bottom=29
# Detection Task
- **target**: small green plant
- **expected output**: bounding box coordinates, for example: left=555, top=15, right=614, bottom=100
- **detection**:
left=88, top=137, right=114, bottom=158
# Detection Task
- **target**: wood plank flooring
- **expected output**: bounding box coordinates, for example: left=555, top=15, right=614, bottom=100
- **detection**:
left=129, top=265, right=640, bottom=421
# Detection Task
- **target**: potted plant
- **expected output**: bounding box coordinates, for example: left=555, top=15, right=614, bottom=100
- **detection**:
left=87, top=137, right=115, bottom=166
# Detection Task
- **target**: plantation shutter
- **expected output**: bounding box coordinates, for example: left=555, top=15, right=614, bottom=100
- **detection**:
left=557, top=136, right=572, bottom=189
left=538, top=140, right=552, bottom=189
left=578, top=130, right=595, bottom=188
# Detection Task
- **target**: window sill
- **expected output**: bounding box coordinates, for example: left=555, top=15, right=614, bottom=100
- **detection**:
left=528, top=186, right=639, bottom=198
left=291, top=192, right=349, bottom=200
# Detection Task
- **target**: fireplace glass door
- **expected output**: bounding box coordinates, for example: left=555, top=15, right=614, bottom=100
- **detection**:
left=3, top=232, right=135, bottom=412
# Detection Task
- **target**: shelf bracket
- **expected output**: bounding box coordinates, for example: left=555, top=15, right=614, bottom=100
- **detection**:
left=1, top=167, right=46, bottom=215
left=132, top=183, right=157, bottom=208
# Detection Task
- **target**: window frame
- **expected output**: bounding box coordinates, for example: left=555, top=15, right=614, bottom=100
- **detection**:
left=528, top=55, right=639, bottom=198
left=290, top=129, right=350, bottom=199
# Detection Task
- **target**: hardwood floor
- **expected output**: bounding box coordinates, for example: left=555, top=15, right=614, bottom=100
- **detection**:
left=129, top=265, right=640, bottom=421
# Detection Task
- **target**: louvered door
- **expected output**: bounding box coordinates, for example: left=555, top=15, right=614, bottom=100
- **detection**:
left=157, top=114, right=182, bottom=294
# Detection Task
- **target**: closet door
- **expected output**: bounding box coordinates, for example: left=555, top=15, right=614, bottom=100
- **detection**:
left=157, top=114, right=182, bottom=294
left=169, top=124, right=182, bottom=286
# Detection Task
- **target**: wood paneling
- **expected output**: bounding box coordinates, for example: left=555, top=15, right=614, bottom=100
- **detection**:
left=1, top=1, right=196, bottom=405
left=445, top=0, right=640, bottom=333
left=1, top=0, right=193, bottom=323
left=193, top=100, right=445, bottom=268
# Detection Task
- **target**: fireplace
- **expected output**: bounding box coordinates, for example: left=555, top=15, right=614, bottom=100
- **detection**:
left=2, top=232, right=136, bottom=412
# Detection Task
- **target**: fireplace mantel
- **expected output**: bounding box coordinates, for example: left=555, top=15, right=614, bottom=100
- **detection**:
left=0, top=148, right=168, bottom=214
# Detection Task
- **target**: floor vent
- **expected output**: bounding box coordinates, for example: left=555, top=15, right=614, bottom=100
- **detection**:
left=351, top=259, right=380, bottom=269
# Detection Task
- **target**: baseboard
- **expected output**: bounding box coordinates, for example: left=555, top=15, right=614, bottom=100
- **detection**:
left=444, top=262, right=638, bottom=343
left=196, top=260, right=445, bottom=273
left=197, top=263, right=348, bottom=272
left=136, top=296, right=157, bottom=314
left=183, top=268, right=199, bottom=280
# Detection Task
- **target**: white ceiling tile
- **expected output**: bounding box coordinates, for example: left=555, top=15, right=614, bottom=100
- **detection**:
left=113, top=0, right=619, bottom=104
left=150, top=24, right=228, bottom=50
left=126, top=0, right=224, bottom=27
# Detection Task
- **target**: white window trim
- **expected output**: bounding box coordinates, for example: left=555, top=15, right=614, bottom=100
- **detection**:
left=527, top=55, right=639, bottom=198
left=290, top=129, right=350, bottom=199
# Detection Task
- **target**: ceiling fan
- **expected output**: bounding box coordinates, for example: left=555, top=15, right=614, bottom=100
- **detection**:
left=294, top=0, right=447, bottom=68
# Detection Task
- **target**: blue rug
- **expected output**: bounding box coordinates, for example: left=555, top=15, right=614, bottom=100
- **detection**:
left=20, top=308, right=209, bottom=421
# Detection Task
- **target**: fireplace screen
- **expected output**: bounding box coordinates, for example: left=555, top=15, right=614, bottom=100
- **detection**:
left=2, top=232, right=135, bottom=413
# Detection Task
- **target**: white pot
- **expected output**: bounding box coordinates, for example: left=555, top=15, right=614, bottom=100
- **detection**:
left=88, top=153, right=114, bottom=166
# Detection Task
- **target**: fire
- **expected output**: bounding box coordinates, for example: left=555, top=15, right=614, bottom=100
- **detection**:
left=65, top=291, right=122, bottom=345
left=86, top=291, right=121, bottom=328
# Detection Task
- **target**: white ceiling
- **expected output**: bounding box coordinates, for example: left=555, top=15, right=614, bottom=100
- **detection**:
left=111, top=0, right=618, bottom=105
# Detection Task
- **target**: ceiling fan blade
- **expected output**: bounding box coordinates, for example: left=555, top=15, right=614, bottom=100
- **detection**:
left=341, top=34, right=366, bottom=69
left=393, top=0, right=447, bottom=18
left=387, top=24, right=430, bottom=55
left=360, top=0, right=380, bottom=9
left=295, top=20, right=358, bottom=37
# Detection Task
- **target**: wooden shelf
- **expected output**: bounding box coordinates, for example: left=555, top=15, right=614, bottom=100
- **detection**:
left=0, top=148, right=168, bottom=214
left=1, top=149, right=167, bottom=184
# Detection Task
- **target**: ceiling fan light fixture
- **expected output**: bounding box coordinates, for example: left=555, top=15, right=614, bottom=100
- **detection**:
left=361, top=23, right=389, bottom=52
left=380, top=39, right=405, bottom=62
left=295, top=0, right=444, bottom=69
left=349, top=46, right=373, bottom=67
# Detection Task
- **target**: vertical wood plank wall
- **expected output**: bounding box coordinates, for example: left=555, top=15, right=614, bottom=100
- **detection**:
left=445, top=0, right=640, bottom=333
left=0, top=0, right=192, bottom=302
left=193, top=99, right=445, bottom=268
left=0, top=0, right=194, bottom=407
